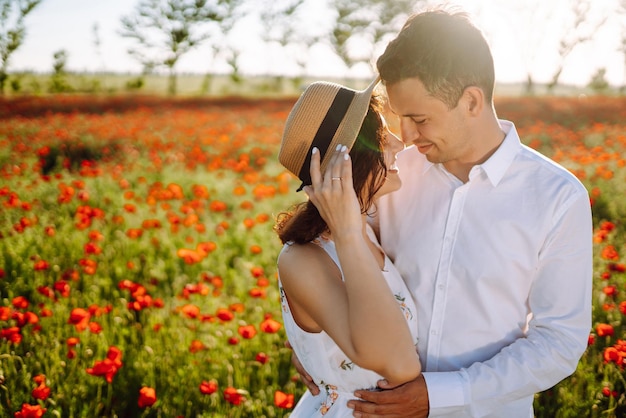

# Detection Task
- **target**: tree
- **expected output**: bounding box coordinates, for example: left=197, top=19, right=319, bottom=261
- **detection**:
left=201, top=0, right=244, bottom=94
left=546, top=0, right=607, bottom=92
left=504, top=0, right=556, bottom=95
left=587, top=67, right=609, bottom=93
left=49, top=49, right=70, bottom=93
left=119, top=0, right=244, bottom=95
left=92, top=22, right=104, bottom=72
left=259, top=0, right=308, bottom=91
left=0, top=0, right=42, bottom=94
left=329, top=0, right=418, bottom=74
left=619, top=0, right=626, bottom=93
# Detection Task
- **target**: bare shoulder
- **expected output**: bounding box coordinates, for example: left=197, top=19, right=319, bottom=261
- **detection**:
left=278, top=242, right=339, bottom=281
left=277, top=242, right=342, bottom=332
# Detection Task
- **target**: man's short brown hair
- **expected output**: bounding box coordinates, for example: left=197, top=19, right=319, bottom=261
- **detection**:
left=377, top=8, right=495, bottom=109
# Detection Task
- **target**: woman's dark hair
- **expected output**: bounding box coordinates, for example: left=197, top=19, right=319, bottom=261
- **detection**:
left=275, top=94, right=387, bottom=245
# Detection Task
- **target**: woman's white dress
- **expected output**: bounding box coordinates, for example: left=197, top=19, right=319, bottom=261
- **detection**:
left=278, top=225, right=419, bottom=417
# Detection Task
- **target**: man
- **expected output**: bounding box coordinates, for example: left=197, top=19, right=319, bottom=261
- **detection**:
left=299, top=7, right=592, bottom=418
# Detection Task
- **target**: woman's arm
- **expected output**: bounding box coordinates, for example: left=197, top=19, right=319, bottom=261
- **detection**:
left=280, top=146, right=421, bottom=387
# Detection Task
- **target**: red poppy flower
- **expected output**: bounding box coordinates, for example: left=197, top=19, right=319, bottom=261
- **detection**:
left=250, top=266, right=264, bottom=278
left=209, top=200, right=227, bottom=212
left=588, top=334, right=595, bottom=346
left=86, top=346, right=123, bottom=384
left=126, top=228, right=143, bottom=239
left=260, top=317, right=282, bottom=334
left=597, top=323, right=614, bottom=337
left=604, top=346, right=623, bottom=365
left=176, top=248, right=202, bottom=264
left=601, top=245, right=619, bottom=261
left=79, top=258, right=97, bottom=275
left=603, top=285, right=618, bottom=297
left=181, top=304, right=200, bottom=319
left=238, top=325, right=257, bottom=339
left=68, top=308, right=91, bottom=331
left=1, top=326, right=22, bottom=344
left=256, top=213, right=270, bottom=223
left=255, top=352, right=269, bottom=364
left=86, top=230, right=103, bottom=242
left=14, top=403, right=46, bottom=418
left=33, top=260, right=49, bottom=271
left=54, top=280, right=71, bottom=297
left=274, top=390, right=295, bottom=409
left=12, top=296, right=29, bottom=309
left=240, top=200, right=253, bottom=210
left=200, top=380, right=218, bottom=395
left=229, top=303, right=245, bottom=313
left=249, top=288, right=266, bottom=298
left=610, top=263, right=626, bottom=272
left=223, top=387, right=245, bottom=405
left=84, top=242, right=102, bottom=255
left=88, top=321, right=103, bottom=334
left=138, top=386, right=157, bottom=408
left=216, top=308, right=234, bottom=321
left=0, top=306, right=10, bottom=321
left=189, top=339, right=205, bottom=353
left=32, top=383, right=50, bottom=401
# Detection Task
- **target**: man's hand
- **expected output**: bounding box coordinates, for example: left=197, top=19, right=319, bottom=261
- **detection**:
left=347, top=374, right=429, bottom=417
left=285, top=341, right=320, bottom=395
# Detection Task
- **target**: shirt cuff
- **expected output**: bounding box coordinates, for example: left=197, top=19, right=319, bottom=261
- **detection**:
left=422, top=371, right=468, bottom=416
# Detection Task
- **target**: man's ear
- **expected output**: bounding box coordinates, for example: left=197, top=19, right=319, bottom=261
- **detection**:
left=462, top=86, right=484, bottom=116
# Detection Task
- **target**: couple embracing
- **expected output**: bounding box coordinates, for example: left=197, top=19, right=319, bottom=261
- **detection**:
left=274, top=7, right=592, bottom=418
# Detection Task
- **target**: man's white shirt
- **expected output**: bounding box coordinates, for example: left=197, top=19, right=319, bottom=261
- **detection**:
left=375, top=120, right=592, bottom=417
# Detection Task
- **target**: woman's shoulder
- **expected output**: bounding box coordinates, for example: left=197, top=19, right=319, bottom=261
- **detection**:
left=278, top=239, right=340, bottom=282
left=279, top=240, right=327, bottom=268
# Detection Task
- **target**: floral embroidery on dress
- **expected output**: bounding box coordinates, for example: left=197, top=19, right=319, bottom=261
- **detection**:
left=339, top=359, right=354, bottom=370
left=279, top=285, right=289, bottom=313
left=318, top=381, right=339, bottom=415
left=395, top=293, right=414, bottom=321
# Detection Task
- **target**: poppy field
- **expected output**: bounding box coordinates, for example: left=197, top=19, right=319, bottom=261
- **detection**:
left=1, top=94, right=626, bottom=417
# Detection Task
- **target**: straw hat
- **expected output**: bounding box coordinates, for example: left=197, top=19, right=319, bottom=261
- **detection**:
left=279, top=77, right=380, bottom=191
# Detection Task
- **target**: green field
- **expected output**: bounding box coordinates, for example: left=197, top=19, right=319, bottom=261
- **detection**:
left=1, top=93, right=626, bottom=417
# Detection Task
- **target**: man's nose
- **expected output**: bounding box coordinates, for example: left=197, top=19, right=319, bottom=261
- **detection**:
left=400, top=119, right=419, bottom=146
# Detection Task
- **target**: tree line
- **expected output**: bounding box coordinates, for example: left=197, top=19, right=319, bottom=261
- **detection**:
left=1, top=0, right=625, bottom=95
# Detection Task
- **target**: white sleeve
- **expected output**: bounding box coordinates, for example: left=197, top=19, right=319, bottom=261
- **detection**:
left=425, top=192, right=593, bottom=417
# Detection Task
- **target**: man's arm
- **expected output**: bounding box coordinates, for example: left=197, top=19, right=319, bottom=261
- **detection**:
left=349, top=191, right=593, bottom=417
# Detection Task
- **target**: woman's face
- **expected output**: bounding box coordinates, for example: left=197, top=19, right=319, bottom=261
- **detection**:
left=374, top=116, right=404, bottom=199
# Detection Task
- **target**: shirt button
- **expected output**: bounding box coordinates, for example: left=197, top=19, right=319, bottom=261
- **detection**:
left=438, top=284, right=445, bottom=290
left=431, top=330, right=438, bottom=335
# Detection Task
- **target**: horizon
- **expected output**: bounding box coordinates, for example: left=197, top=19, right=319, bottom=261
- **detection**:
left=9, top=0, right=626, bottom=88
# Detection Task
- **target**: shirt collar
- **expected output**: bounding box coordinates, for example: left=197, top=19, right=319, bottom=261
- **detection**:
left=478, top=120, right=522, bottom=186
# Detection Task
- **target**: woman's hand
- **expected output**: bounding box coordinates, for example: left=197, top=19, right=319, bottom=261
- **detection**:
left=285, top=340, right=320, bottom=395
left=303, top=145, right=363, bottom=238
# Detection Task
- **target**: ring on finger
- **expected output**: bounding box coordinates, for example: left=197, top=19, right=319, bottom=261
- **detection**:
left=331, top=177, right=342, bottom=181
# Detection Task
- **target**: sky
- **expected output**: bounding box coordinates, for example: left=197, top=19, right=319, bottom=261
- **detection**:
left=9, top=0, right=626, bottom=87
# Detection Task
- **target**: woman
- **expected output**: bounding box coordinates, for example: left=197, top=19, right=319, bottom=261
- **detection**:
left=275, top=79, right=421, bottom=416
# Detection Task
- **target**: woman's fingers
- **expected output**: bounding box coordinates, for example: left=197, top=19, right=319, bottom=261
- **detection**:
left=329, top=145, right=346, bottom=187
left=305, top=144, right=360, bottom=234
left=309, top=147, right=322, bottom=189
left=339, top=149, right=352, bottom=187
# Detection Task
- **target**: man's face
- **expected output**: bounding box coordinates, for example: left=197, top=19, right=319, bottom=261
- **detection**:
left=386, top=77, right=471, bottom=168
